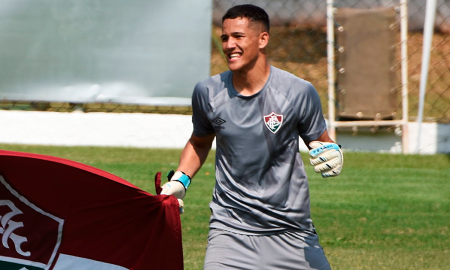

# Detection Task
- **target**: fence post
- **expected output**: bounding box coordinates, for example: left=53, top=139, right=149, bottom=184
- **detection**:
left=327, top=0, right=337, bottom=142
left=400, top=0, right=409, bottom=154
left=416, top=0, right=437, bottom=154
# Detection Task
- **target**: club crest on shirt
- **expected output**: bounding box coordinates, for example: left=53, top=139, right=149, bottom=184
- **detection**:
left=263, top=112, right=283, bottom=134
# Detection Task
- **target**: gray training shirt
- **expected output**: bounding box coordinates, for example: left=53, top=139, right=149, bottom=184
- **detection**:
left=192, top=66, right=327, bottom=235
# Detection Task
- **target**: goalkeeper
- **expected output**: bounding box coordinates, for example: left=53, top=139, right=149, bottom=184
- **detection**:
left=160, top=4, right=343, bottom=270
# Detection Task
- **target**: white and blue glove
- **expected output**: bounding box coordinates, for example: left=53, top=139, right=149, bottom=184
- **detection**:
left=309, top=141, right=343, bottom=178
left=155, top=170, right=191, bottom=214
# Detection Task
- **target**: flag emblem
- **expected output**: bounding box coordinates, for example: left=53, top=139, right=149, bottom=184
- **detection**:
left=0, top=176, right=64, bottom=270
left=264, top=112, right=284, bottom=134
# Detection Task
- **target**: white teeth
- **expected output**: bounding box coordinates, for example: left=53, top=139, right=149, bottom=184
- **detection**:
left=230, top=53, right=240, bottom=59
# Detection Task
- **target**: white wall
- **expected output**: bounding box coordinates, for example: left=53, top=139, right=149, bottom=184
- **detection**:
left=0, top=110, right=449, bottom=154
left=0, top=111, right=193, bottom=149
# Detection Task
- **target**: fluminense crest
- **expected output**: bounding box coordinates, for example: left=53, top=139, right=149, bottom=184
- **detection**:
left=263, top=112, right=284, bottom=134
left=0, top=176, right=64, bottom=270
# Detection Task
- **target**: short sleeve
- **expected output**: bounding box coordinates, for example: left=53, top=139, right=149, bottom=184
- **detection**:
left=191, top=81, right=215, bottom=137
left=297, top=83, right=327, bottom=142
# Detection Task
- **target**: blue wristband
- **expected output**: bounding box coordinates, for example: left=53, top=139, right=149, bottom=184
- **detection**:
left=171, top=171, right=191, bottom=189
left=310, top=143, right=340, bottom=157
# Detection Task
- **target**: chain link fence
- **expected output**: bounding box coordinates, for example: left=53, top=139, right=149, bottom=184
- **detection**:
left=0, top=0, right=449, bottom=123
left=211, top=0, right=450, bottom=123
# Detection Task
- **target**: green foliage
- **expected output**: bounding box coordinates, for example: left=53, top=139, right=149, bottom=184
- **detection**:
left=1, top=144, right=449, bottom=270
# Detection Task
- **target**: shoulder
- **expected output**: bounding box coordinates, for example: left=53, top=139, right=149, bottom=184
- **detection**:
left=194, top=71, right=231, bottom=94
left=269, top=66, right=317, bottom=96
left=192, top=71, right=231, bottom=108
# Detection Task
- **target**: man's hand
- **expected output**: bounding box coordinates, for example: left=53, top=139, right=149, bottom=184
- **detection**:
left=309, top=141, right=343, bottom=178
left=155, top=171, right=191, bottom=214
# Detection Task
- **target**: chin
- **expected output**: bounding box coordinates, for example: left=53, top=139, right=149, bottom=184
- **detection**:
left=227, top=62, right=244, bottom=72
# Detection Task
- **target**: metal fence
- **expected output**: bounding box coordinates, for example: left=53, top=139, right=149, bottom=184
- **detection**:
left=1, top=0, right=449, bottom=123
left=211, top=0, right=450, bottom=123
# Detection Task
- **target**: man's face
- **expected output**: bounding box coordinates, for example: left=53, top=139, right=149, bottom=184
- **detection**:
left=221, top=17, right=264, bottom=72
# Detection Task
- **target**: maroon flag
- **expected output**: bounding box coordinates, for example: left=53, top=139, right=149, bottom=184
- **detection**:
left=0, top=149, right=183, bottom=270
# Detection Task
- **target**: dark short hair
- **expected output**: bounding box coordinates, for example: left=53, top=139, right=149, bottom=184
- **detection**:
left=222, top=4, right=270, bottom=33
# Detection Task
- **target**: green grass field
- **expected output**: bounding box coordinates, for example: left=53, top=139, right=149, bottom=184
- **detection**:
left=1, top=144, right=449, bottom=270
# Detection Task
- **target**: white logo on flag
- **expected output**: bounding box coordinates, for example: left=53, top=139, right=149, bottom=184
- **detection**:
left=0, top=200, right=31, bottom=257
left=0, top=175, right=64, bottom=270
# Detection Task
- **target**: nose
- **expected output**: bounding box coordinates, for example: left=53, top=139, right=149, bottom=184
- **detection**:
left=223, top=37, right=236, bottom=51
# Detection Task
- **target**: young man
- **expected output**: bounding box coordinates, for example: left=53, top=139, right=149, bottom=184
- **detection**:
left=161, top=4, right=343, bottom=270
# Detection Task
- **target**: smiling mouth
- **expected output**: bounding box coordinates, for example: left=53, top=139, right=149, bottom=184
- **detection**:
left=228, top=52, right=242, bottom=61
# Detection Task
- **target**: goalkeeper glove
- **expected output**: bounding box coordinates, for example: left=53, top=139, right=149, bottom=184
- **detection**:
left=309, top=141, right=343, bottom=178
left=154, top=170, right=191, bottom=214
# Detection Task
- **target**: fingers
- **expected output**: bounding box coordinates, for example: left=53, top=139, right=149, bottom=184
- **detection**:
left=312, top=154, right=343, bottom=178
left=177, top=199, right=184, bottom=214
left=312, top=156, right=342, bottom=173
left=320, top=163, right=342, bottom=178
left=310, top=150, right=341, bottom=165
left=309, top=141, right=344, bottom=178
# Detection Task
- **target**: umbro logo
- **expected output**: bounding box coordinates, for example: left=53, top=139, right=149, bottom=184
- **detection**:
left=212, top=117, right=226, bottom=125
left=212, top=117, right=226, bottom=130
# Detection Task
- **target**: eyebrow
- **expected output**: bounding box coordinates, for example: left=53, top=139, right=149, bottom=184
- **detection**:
left=221, top=31, right=246, bottom=37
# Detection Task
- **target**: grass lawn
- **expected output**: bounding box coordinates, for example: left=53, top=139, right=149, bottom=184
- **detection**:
left=1, top=144, right=449, bottom=270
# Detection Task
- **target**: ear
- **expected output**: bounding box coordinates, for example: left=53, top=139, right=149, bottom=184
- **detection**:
left=259, top=32, right=269, bottom=49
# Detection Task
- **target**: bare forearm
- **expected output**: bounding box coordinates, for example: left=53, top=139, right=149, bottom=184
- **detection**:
left=177, top=133, right=215, bottom=178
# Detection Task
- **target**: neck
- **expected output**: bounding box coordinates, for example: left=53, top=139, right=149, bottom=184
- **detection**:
left=232, top=63, right=270, bottom=96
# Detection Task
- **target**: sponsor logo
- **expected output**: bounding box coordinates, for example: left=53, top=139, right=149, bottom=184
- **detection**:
left=263, top=112, right=284, bottom=134
left=0, top=176, right=64, bottom=270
